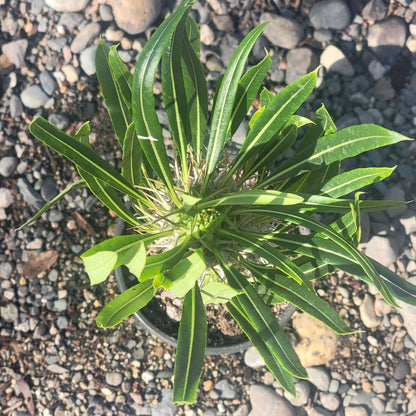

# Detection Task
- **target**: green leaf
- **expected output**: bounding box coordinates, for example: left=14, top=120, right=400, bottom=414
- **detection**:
left=16, top=179, right=86, bottom=230
left=220, top=230, right=309, bottom=285
left=108, top=44, right=133, bottom=111
left=121, top=123, right=142, bottom=186
left=198, top=189, right=304, bottom=210
left=203, top=22, right=269, bottom=185
left=262, top=124, right=411, bottom=187
left=81, top=233, right=171, bottom=285
left=226, top=299, right=295, bottom=395
left=162, top=18, right=189, bottom=179
left=95, top=39, right=132, bottom=145
left=140, top=237, right=191, bottom=281
left=201, top=281, right=240, bottom=304
left=229, top=52, right=272, bottom=137
left=119, top=242, right=146, bottom=278
left=221, top=264, right=307, bottom=379
left=132, top=1, right=196, bottom=205
left=239, top=69, right=318, bottom=157
left=96, top=279, right=155, bottom=327
left=173, top=283, right=207, bottom=403
left=234, top=206, right=397, bottom=307
left=166, top=251, right=207, bottom=297
left=182, top=16, right=208, bottom=163
left=320, top=167, right=396, bottom=198
left=29, top=117, right=147, bottom=203
left=259, top=87, right=274, bottom=106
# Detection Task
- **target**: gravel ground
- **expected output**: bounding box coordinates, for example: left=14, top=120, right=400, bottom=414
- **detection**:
left=2, top=0, right=416, bottom=415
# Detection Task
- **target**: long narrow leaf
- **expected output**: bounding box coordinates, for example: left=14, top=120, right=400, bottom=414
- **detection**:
left=96, top=279, right=155, bottom=327
left=226, top=299, right=295, bottom=395
left=203, top=23, right=269, bottom=185
left=95, top=40, right=132, bottom=145
left=132, top=0, right=196, bottom=205
left=29, top=117, right=148, bottom=203
left=121, top=123, right=142, bottom=186
left=16, top=179, right=86, bottom=230
left=261, top=125, right=410, bottom=187
left=173, top=283, right=207, bottom=403
left=220, top=263, right=307, bottom=378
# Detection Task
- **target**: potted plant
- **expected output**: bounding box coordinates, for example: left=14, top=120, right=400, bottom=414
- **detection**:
left=21, top=0, right=416, bottom=404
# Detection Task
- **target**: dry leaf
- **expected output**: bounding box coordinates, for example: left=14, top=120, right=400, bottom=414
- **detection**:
left=22, top=250, right=58, bottom=278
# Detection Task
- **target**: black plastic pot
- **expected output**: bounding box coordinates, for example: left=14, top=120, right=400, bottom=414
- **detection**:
left=114, top=218, right=296, bottom=355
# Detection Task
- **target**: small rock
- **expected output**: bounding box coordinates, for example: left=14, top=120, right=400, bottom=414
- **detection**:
left=249, top=385, right=297, bottom=416
left=0, top=303, right=18, bottom=322
left=309, top=0, right=351, bottom=30
left=80, top=45, right=97, bottom=75
left=244, top=346, right=265, bottom=368
left=359, top=294, right=381, bottom=328
left=374, top=78, right=395, bottom=100
left=47, top=364, right=68, bottom=374
left=141, top=370, right=154, bottom=383
left=384, top=184, right=407, bottom=217
left=71, top=22, right=100, bottom=54
left=345, top=406, right=368, bottom=416
left=285, top=380, right=311, bottom=406
left=260, top=13, right=304, bottom=50
left=233, top=404, right=249, bottom=416
left=394, top=360, right=410, bottom=380
left=45, top=0, right=88, bottom=12
left=39, top=71, right=58, bottom=95
left=48, top=114, right=69, bottom=130
left=314, top=29, right=333, bottom=43
left=320, top=392, right=341, bottom=411
left=367, top=17, right=407, bottom=61
left=215, top=379, right=237, bottom=400
left=56, top=316, right=69, bottom=329
left=293, top=313, right=338, bottom=367
left=362, top=0, right=387, bottom=21
left=200, top=24, right=215, bottom=46
left=212, top=14, right=234, bottom=32
left=20, top=85, right=49, bottom=109
left=0, top=157, right=17, bottom=177
left=285, top=47, right=318, bottom=84
left=53, top=299, right=67, bottom=311
left=307, top=367, right=331, bottom=392
left=106, top=371, right=123, bottom=386
left=61, top=64, right=79, bottom=83
left=0, top=187, right=14, bottom=209
left=399, top=213, right=416, bottom=235
left=109, top=0, right=162, bottom=35
left=40, top=177, right=58, bottom=201
left=373, top=379, right=386, bottom=394
left=320, top=45, right=354, bottom=76
left=0, top=262, right=13, bottom=279
left=2, top=39, right=28, bottom=68
left=10, top=94, right=23, bottom=118
left=368, top=59, right=385, bottom=80
left=99, top=4, right=114, bottom=21
left=364, top=235, right=399, bottom=267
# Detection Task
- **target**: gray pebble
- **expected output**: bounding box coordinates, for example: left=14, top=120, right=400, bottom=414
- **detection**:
left=47, top=209, right=64, bottom=222
left=285, top=47, right=318, bottom=84
left=307, top=367, right=331, bottom=391
left=45, top=0, right=88, bottom=12
left=215, top=379, right=237, bottom=400
left=244, top=346, right=265, bottom=368
left=260, top=13, right=304, bottom=50
left=10, top=94, right=23, bottom=118
left=345, top=406, right=368, bottom=416
left=40, top=71, right=58, bottom=95
left=285, top=380, right=311, bottom=406
left=320, top=392, right=341, bottom=411
left=48, top=113, right=69, bottom=130
left=0, top=157, right=17, bottom=177
left=362, top=0, right=388, bottom=21
left=393, top=359, right=410, bottom=380
left=0, top=262, right=13, bottom=279
left=32, top=0, right=45, bottom=13
left=249, top=385, right=297, bottom=416
left=364, top=235, right=399, bottom=267
left=0, top=303, right=18, bottom=322
left=58, top=12, right=84, bottom=32
left=0, top=187, right=14, bottom=209
left=20, top=85, right=49, bottom=109
left=106, top=371, right=123, bottom=386
left=359, top=294, right=381, bottom=328
left=367, top=17, right=407, bottom=61
left=328, top=379, right=340, bottom=393
left=56, top=316, right=69, bottom=329
left=40, top=177, right=58, bottom=201
left=141, top=370, right=155, bottom=383
left=48, top=37, right=68, bottom=52
left=314, top=29, right=333, bottom=43
left=309, top=0, right=351, bottom=30
left=99, top=3, right=114, bottom=21
left=53, top=299, right=67, bottom=311
left=384, top=184, right=407, bottom=217
left=320, top=45, right=354, bottom=76
left=374, top=78, right=395, bottom=100
left=368, top=59, right=385, bottom=80
left=2, top=39, right=28, bottom=68
left=71, top=22, right=101, bottom=54
left=80, top=45, right=97, bottom=75
left=47, top=364, right=68, bottom=374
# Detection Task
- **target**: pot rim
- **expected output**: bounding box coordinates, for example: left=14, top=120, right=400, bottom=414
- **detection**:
left=114, top=218, right=296, bottom=355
